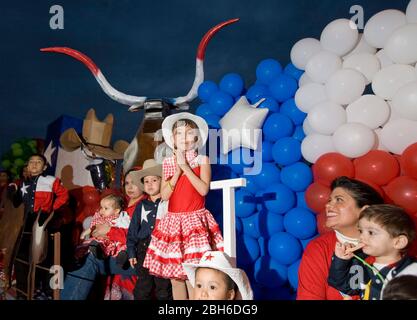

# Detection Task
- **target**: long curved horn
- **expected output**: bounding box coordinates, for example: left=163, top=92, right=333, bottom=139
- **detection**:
left=172, top=18, right=239, bottom=106
left=40, top=47, right=147, bottom=111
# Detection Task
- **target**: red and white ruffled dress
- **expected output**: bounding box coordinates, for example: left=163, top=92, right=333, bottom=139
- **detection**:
left=143, top=152, right=224, bottom=280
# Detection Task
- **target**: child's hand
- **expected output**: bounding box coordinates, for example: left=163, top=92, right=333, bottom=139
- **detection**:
left=335, top=242, right=360, bottom=260
left=129, top=258, right=137, bottom=268
left=80, top=230, right=89, bottom=240
left=174, top=149, right=189, bottom=171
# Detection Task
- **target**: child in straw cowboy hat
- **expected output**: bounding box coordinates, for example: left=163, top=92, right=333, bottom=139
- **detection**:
left=183, top=251, right=253, bottom=300
left=126, top=159, right=172, bottom=300
left=143, top=112, right=224, bottom=300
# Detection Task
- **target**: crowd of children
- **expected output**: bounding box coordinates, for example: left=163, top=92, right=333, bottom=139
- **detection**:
left=2, top=111, right=417, bottom=301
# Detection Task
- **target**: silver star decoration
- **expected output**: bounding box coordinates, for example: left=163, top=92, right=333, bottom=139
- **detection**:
left=21, top=183, right=29, bottom=196
left=44, top=141, right=56, bottom=166
left=141, top=208, right=153, bottom=223
left=219, top=96, right=269, bottom=154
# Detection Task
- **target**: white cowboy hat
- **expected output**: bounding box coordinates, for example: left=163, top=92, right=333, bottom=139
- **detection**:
left=183, top=251, right=254, bottom=300
left=161, top=112, right=209, bottom=150
left=130, top=159, right=162, bottom=191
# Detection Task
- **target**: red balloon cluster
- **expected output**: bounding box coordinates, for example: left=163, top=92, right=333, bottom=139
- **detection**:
left=305, top=144, right=417, bottom=236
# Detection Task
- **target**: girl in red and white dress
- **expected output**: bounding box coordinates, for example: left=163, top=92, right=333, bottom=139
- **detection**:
left=143, top=112, right=224, bottom=300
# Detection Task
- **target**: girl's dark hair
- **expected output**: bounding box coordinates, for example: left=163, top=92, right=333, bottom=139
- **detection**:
left=383, top=275, right=417, bottom=300
left=330, top=176, right=384, bottom=208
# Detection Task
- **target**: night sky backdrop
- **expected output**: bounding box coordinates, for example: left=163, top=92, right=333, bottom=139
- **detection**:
left=0, top=0, right=410, bottom=156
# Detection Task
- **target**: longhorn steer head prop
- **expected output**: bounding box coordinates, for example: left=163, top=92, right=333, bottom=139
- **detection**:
left=41, top=19, right=239, bottom=172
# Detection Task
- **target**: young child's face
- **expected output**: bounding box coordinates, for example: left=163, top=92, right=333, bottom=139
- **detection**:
left=358, top=218, right=402, bottom=258
left=143, top=175, right=161, bottom=197
left=27, top=156, right=47, bottom=177
left=325, top=187, right=361, bottom=230
left=124, top=174, right=143, bottom=200
left=173, top=125, right=198, bottom=152
left=193, top=268, right=235, bottom=300
left=99, top=198, right=121, bottom=218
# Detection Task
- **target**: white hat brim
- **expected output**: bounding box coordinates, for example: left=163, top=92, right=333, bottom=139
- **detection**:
left=161, top=113, right=209, bottom=150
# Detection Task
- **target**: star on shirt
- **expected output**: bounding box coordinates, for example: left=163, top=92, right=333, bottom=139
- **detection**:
left=141, top=208, right=153, bottom=223
left=44, top=141, right=56, bottom=166
left=205, top=253, right=214, bottom=261
left=21, top=183, right=29, bottom=196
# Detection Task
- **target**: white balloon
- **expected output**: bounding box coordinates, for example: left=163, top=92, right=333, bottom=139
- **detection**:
left=301, top=134, right=336, bottom=164
left=373, top=128, right=389, bottom=151
left=343, top=34, right=377, bottom=59
left=325, top=69, right=366, bottom=105
left=376, top=49, right=394, bottom=69
left=307, top=101, right=346, bottom=135
left=305, top=51, right=342, bottom=84
left=320, top=19, right=359, bottom=56
left=346, top=95, right=390, bottom=129
left=298, top=73, right=314, bottom=87
left=386, top=101, right=402, bottom=124
left=333, top=123, right=375, bottom=158
left=302, top=118, right=317, bottom=136
left=343, top=53, right=381, bottom=84
left=406, top=0, right=417, bottom=23
left=364, top=9, right=407, bottom=48
left=372, top=64, right=417, bottom=100
left=380, top=119, right=417, bottom=154
left=391, top=81, right=417, bottom=120
left=290, top=38, right=322, bottom=70
left=295, top=83, right=327, bottom=113
left=385, top=24, right=417, bottom=65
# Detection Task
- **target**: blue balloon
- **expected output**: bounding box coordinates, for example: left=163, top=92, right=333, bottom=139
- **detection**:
left=283, top=207, right=317, bottom=240
left=242, top=174, right=258, bottom=194
left=211, top=164, right=238, bottom=181
left=203, top=114, right=221, bottom=129
left=280, top=98, right=307, bottom=126
left=296, top=191, right=308, bottom=209
left=268, top=74, right=298, bottom=103
left=263, top=113, right=294, bottom=142
left=280, top=162, right=313, bottom=192
left=254, top=256, right=288, bottom=288
left=237, top=235, right=260, bottom=266
left=284, top=63, right=304, bottom=81
left=258, top=210, right=284, bottom=237
left=196, top=103, right=213, bottom=118
left=235, top=189, right=256, bottom=218
left=256, top=59, right=283, bottom=85
left=287, top=259, right=301, bottom=290
left=300, top=235, right=319, bottom=249
left=242, top=212, right=260, bottom=239
left=246, top=84, right=269, bottom=104
left=258, top=236, right=267, bottom=256
left=263, top=183, right=296, bottom=214
left=292, top=125, right=306, bottom=141
left=255, top=190, right=265, bottom=211
left=220, top=73, right=244, bottom=97
left=227, top=147, right=254, bottom=175
left=272, top=137, right=301, bottom=166
left=209, top=91, right=234, bottom=116
left=198, top=81, right=218, bottom=103
left=236, top=217, right=243, bottom=236
left=258, top=96, right=280, bottom=113
left=261, top=141, right=274, bottom=162
left=253, top=162, right=280, bottom=189
left=268, top=232, right=302, bottom=265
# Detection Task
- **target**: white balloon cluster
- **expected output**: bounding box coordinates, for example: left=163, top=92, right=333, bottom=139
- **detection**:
left=291, top=0, right=417, bottom=163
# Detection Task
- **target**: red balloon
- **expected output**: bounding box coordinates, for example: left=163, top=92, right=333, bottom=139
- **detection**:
left=353, top=150, right=399, bottom=186
left=305, top=182, right=331, bottom=214
left=82, top=186, right=100, bottom=206
left=401, top=143, right=417, bottom=180
left=316, top=211, right=332, bottom=235
left=313, top=153, right=355, bottom=186
left=384, top=176, right=417, bottom=214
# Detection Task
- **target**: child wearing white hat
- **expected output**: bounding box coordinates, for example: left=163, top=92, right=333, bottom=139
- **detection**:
left=183, top=251, right=253, bottom=300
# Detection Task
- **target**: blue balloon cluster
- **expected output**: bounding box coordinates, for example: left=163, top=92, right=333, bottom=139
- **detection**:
left=198, top=61, right=316, bottom=300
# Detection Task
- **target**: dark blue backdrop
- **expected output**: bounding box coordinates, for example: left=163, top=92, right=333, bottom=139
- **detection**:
left=0, top=0, right=409, bottom=155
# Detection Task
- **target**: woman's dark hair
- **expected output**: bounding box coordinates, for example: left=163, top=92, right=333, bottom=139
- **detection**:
left=383, top=275, right=417, bottom=300
left=330, top=176, right=384, bottom=208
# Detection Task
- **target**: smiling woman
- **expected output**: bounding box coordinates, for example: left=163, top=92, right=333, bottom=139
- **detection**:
left=296, top=176, right=384, bottom=300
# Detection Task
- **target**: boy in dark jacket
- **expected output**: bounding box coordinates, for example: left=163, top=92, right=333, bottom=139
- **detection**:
left=126, top=159, right=172, bottom=300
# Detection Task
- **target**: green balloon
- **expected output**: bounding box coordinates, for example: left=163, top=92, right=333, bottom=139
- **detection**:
left=14, top=158, right=25, bottom=167
left=12, top=148, right=23, bottom=157
left=1, top=159, right=11, bottom=169
left=11, top=143, right=21, bottom=150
